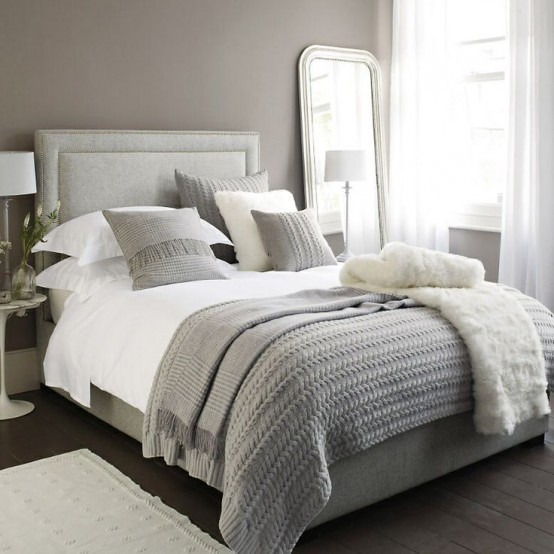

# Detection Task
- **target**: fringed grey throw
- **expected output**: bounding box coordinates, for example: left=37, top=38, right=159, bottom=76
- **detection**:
left=143, top=287, right=554, bottom=554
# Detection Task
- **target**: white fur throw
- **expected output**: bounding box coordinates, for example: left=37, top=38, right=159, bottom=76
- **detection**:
left=340, top=243, right=550, bottom=435
left=340, top=242, right=485, bottom=289
left=215, top=189, right=297, bottom=271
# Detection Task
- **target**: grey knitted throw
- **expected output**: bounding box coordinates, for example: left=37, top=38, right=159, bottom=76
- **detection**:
left=143, top=287, right=554, bottom=554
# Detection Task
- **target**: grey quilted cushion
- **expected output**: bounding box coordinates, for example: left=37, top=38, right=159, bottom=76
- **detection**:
left=103, top=208, right=226, bottom=290
left=174, top=169, right=268, bottom=262
left=251, top=208, right=337, bottom=271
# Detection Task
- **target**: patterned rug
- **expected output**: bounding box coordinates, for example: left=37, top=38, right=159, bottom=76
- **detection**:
left=0, top=449, right=230, bottom=553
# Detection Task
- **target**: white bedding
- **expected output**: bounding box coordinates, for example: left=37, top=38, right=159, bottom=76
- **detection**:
left=44, top=263, right=342, bottom=411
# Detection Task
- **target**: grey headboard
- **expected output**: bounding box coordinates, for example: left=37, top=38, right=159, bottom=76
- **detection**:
left=34, top=130, right=260, bottom=367
left=35, top=129, right=260, bottom=269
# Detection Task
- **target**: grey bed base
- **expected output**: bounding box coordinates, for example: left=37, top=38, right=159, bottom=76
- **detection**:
left=51, top=383, right=548, bottom=529
left=35, top=129, right=548, bottom=532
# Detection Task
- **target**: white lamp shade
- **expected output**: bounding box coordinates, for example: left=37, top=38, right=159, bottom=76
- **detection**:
left=324, top=150, right=368, bottom=182
left=0, top=152, right=37, bottom=196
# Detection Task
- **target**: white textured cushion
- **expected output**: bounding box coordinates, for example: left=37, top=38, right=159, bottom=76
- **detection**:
left=215, top=190, right=297, bottom=271
left=36, top=256, right=130, bottom=300
left=33, top=207, right=232, bottom=266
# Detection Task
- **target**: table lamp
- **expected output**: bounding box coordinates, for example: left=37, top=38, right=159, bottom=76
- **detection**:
left=324, top=150, right=368, bottom=262
left=0, top=152, right=37, bottom=292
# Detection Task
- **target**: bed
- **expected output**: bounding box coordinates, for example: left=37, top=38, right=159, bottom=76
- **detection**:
left=35, top=130, right=552, bottom=551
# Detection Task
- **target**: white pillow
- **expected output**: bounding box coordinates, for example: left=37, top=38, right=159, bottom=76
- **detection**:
left=214, top=190, right=297, bottom=271
left=32, top=206, right=233, bottom=266
left=36, top=256, right=130, bottom=300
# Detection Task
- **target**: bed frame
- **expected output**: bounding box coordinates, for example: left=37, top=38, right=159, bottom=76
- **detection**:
left=35, top=129, right=548, bottom=530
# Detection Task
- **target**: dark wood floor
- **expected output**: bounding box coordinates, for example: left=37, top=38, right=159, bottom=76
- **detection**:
left=2, top=388, right=554, bottom=553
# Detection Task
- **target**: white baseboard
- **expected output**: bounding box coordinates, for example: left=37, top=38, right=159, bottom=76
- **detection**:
left=5, top=348, right=39, bottom=394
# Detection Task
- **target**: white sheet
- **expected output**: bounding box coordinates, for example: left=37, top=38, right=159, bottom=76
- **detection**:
left=44, top=264, right=342, bottom=411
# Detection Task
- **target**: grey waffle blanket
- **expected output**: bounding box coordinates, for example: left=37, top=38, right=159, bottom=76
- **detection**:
left=143, top=286, right=554, bottom=554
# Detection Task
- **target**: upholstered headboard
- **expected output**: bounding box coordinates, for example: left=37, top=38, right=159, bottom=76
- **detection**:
left=34, top=130, right=260, bottom=370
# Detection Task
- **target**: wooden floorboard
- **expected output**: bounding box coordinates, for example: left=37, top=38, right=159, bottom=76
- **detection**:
left=502, top=447, right=554, bottom=475
left=401, top=494, right=531, bottom=554
left=485, top=456, right=554, bottom=493
left=416, top=486, right=554, bottom=553
left=438, top=473, right=554, bottom=535
left=2, top=388, right=554, bottom=553
left=336, top=499, right=474, bottom=554
left=455, top=462, right=554, bottom=513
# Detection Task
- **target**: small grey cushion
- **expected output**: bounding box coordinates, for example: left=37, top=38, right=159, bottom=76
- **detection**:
left=103, top=208, right=226, bottom=290
left=251, top=208, right=337, bottom=271
left=174, top=169, right=268, bottom=262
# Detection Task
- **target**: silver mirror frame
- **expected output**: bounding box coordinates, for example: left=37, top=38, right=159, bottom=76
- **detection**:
left=298, top=44, right=388, bottom=248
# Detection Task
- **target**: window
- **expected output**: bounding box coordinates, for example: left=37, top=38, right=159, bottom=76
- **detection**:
left=447, top=0, right=508, bottom=231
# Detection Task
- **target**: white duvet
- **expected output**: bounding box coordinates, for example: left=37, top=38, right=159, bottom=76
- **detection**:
left=44, top=264, right=342, bottom=411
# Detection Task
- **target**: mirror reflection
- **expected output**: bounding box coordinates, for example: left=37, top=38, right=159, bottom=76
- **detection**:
left=299, top=45, right=387, bottom=256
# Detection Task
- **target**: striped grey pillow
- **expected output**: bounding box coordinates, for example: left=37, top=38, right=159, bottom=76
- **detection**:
left=251, top=208, right=337, bottom=271
left=174, top=169, right=268, bottom=263
left=103, top=208, right=226, bottom=290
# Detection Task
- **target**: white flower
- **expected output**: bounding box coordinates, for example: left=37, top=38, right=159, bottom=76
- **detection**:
left=23, top=213, right=30, bottom=229
left=0, top=241, right=11, bottom=254
left=37, top=204, right=43, bottom=218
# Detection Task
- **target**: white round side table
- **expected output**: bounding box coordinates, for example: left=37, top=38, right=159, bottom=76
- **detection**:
left=0, top=294, right=47, bottom=420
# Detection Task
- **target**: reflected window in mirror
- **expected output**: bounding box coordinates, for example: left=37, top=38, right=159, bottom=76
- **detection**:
left=299, top=46, right=387, bottom=256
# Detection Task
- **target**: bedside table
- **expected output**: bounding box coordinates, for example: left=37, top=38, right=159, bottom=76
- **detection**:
left=0, top=294, right=47, bottom=420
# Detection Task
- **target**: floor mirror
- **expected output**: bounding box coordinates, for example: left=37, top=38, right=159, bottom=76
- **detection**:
left=299, top=45, right=388, bottom=256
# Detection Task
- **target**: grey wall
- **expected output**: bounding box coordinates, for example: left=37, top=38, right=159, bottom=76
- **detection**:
left=449, top=229, right=501, bottom=283
left=0, top=0, right=393, bottom=351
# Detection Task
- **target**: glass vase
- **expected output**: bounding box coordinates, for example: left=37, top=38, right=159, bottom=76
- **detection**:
left=11, top=262, right=36, bottom=300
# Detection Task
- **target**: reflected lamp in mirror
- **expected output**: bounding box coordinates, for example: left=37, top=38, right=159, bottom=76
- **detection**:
left=324, top=150, right=368, bottom=262
left=299, top=45, right=388, bottom=252
left=0, top=152, right=37, bottom=294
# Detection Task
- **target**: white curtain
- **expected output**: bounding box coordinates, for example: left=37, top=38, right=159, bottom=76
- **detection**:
left=499, top=0, right=554, bottom=310
left=333, top=62, right=380, bottom=254
left=388, top=0, right=453, bottom=251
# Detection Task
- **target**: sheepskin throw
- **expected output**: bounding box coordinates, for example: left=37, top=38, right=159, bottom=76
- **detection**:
left=341, top=241, right=485, bottom=289
left=144, top=286, right=554, bottom=554
left=341, top=243, right=551, bottom=434
left=214, top=189, right=297, bottom=271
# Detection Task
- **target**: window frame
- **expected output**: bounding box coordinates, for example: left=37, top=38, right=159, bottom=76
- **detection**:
left=448, top=34, right=507, bottom=232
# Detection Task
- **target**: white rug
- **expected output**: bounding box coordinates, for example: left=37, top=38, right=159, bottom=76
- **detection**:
left=0, top=449, right=231, bottom=553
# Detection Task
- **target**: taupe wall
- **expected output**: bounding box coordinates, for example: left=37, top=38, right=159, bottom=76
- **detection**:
left=0, top=0, right=393, bottom=351
left=449, top=229, right=501, bottom=283
left=328, top=229, right=502, bottom=283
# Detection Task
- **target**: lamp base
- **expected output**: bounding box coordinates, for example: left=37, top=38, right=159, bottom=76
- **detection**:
left=0, top=398, right=35, bottom=420
left=1, top=197, right=10, bottom=293
left=0, top=273, right=10, bottom=295
left=336, top=250, right=354, bottom=263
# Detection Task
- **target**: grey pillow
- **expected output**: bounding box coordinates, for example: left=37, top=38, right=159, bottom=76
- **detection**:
left=251, top=208, right=337, bottom=271
left=103, top=208, right=226, bottom=290
left=174, top=169, right=268, bottom=262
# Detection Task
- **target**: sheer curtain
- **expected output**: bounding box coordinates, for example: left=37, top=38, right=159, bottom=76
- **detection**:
left=333, top=62, right=380, bottom=254
left=388, top=0, right=452, bottom=251
left=499, top=0, right=554, bottom=310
